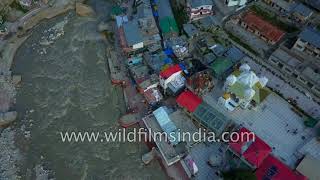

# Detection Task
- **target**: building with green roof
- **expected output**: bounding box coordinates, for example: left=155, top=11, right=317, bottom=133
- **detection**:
left=159, top=17, right=179, bottom=36
left=193, top=102, right=232, bottom=135
left=156, top=0, right=179, bottom=38
left=111, top=6, right=124, bottom=17
left=210, top=57, right=234, bottom=79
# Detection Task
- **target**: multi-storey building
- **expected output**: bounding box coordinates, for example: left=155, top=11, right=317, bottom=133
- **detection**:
left=186, top=0, right=214, bottom=21
left=263, top=0, right=296, bottom=14
left=240, top=12, right=285, bottom=45
left=226, top=0, right=247, bottom=7
left=292, top=27, right=320, bottom=60
left=268, top=46, right=320, bottom=97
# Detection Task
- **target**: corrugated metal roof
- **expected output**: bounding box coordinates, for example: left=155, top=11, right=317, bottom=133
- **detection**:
left=123, top=21, right=143, bottom=46
left=153, top=107, right=179, bottom=145
left=176, top=91, right=202, bottom=112
left=299, top=27, right=320, bottom=49
left=210, top=57, right=234, bottom=77
left=160, top=64, right=182, bottom=79
left=242, top=12, right=285, bottom=43
left=157, top=0, right=174, bottom=18
left=229, top=128, right=272, bottom=168
left=256, top=155, right=307, bottom=180
left=193, top=102, right=230, bottom=135
left=159, top=17, right=179, bottom=35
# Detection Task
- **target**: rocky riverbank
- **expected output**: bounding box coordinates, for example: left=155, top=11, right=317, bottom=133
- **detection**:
left=1, top=0, right=166, bottom=179
left=0, top=1, right=91, bottom=179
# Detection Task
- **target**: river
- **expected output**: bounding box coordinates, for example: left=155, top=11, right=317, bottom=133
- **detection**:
left=12, top=1, right=166, bottom=179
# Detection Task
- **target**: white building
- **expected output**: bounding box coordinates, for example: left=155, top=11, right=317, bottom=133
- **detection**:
left=226, top=0, right=247, bottom=7
left=219, top=64, right=270, bottom=110
left=187, top=0, right=214, bottom=21
left=159, top=65, right=185, bottom=94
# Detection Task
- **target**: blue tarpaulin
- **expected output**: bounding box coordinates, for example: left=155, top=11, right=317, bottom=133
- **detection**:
left=164, top=48, right=174, bottom=56
left=178, top=63, right=186, bottom=71
left=153, top=12, right=159, bottom=17
left=164, top=58, right=173, bottom=64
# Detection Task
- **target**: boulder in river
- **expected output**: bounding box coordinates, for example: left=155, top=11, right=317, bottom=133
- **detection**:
left=97, top=22, right=111, bottom=32
left=0, top=111, right=17, bottom=126
left=12, top=75, right=22, bottom=86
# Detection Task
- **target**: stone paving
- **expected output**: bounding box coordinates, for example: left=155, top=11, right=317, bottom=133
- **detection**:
left=204, top=90, right=315, bottom=168
left=190, top=142, right=224, bottom=180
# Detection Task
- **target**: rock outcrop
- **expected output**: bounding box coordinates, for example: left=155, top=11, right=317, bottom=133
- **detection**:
left=76, top=3, right=95, bottom=17
left=12, top=75, right=22, bottom=86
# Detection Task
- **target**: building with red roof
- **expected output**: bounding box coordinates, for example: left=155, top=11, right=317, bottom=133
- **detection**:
left=176, top=91, right=202, bottom=112
left=176, top=90, right=231, bottom=135
left=160, top=64, right=182, bottom=79
left=240, top=11, right=285, bottom=45
left=159, top=65, right=185, bottom=93
left=256, top=155, right=307, bottom=180
left=229, top=128, right=272, bottom=169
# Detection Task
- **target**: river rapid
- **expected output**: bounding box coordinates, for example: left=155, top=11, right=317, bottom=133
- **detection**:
left=11, top=2, right=166, bottom=179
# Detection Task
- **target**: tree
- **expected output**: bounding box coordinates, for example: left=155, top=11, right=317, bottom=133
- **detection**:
left=223, top=169, right=257, bottom=180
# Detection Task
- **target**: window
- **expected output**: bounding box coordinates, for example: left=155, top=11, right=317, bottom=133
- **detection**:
left=270, top=58, right=278, bottom=64
left=284, top=67, right=292, bottom=73
left=307, top=82, right=314, bottom=88
left=314, top=87, right=320, bottom=93
left=295, top=44, right=303, bottom=49
left=298, top=76, right=306, bottom=83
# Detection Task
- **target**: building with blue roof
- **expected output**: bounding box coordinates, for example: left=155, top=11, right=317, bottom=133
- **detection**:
left=224, top=46, right=246, bottom=64
left=153, top=107, right=180, bottom=145
left=123, top=20, right=144, bottom=49
left=155, top=0, right=179, bottom=38
left=293, top=27, right=320, bottom=59
left=291, top=3, right=313, bottom=23
left=305, top=0, right=320, bottom=11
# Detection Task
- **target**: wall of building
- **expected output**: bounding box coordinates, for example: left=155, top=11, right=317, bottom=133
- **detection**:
left=268, top=52, right=320, bottom=97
